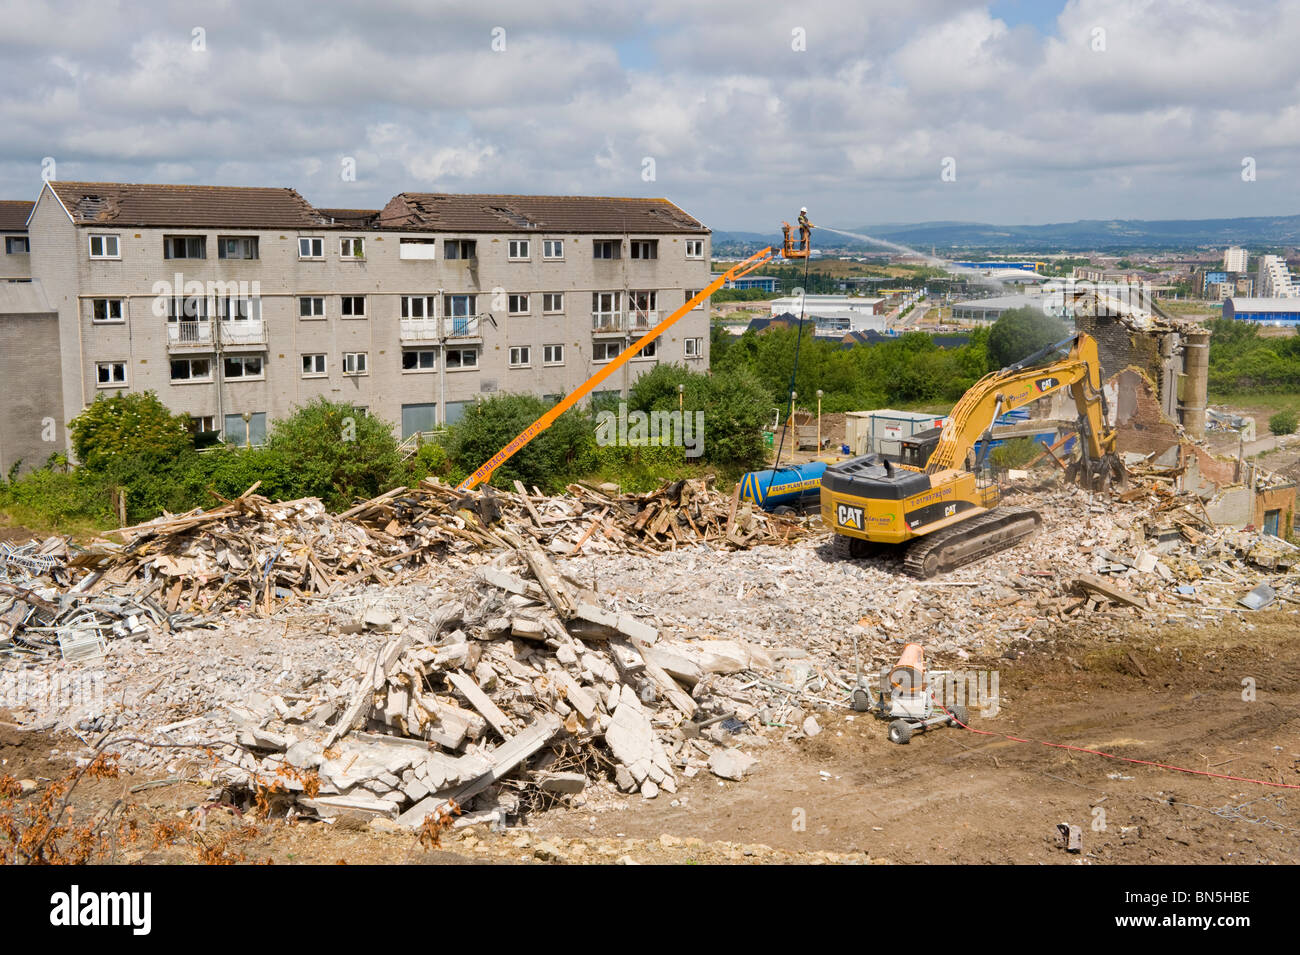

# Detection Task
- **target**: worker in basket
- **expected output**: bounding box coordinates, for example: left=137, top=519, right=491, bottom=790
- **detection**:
left=798, top=207, right=813, bottom=251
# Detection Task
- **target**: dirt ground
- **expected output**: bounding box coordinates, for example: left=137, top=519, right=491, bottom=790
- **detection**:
left=3, top=612, right=1297, bottom=865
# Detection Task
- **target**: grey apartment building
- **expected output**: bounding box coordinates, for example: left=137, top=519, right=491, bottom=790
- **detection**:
left=7, top=181, right=712, bottom=463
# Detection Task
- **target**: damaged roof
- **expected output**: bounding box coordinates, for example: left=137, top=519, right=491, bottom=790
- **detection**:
left=45, top=182, right=328, bottom=229
left=377, top=193, right=709, bottom=234
left=0, top=200, right=33, bottom=232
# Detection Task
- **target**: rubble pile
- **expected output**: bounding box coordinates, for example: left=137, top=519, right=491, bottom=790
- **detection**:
left=1, top=539, right=202, bottom=662
left=209, top=541, right=809, bottom=827
left=1, top=477, right=802, bottom=658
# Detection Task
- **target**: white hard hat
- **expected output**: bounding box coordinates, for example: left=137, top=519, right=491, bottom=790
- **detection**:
left=800, top=207, right=807, bottom=212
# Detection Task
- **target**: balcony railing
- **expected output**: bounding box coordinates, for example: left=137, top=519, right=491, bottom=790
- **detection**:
left=399, top=315, right=482, bottom=342
left=166, top=320, right=267, bottom=349
left=591, top=311, right=623, bottom=332
left=626, top=309, right=658, bottom=331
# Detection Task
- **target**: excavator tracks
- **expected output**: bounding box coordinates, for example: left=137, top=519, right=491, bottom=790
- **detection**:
left=902, top=506, right=1043, bottom=578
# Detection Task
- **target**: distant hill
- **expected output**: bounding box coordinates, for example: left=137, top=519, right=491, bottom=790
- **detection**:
left=714, top=214, right=1300, bottom=253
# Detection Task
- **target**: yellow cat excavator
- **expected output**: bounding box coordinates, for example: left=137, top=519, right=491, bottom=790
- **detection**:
left=820, top=332, right=1125, bottom=577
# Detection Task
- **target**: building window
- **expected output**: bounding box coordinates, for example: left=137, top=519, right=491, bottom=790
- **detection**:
left=543, top=239, right=564, bottom=260
left=163, top=235, right=206, bottom=259
left=167, top=295, right=209, bottom=324
left=88, top=234, right=120, bottom=259
left=187, top=415, right=217, bottom=434
left=508, top=293, right=529, bottom=315
left=446, top=348, right=479, bottom=369
left=90, top=299, right=124, bottom=323
left=509, top=346, right=531, bottom=367
left=401, top=295, right=436, bottom=319
left=224, top=412, right=266, bottom=447
left=339, top=237, right=365, bottom=258
left=630, top=240, right=658, bottom=260
left=401, top=403, right=439, bottom=439
left=685, top=289, right=704, bottom=310
left=399, top=237, right=437, bottom=260
left=223, top=355, right=264, bottom=379
left=684, top=337, right=704, bottom=358
left=216, top=296, right=260, bottom=323
left=302, top=353, right=327, bottom=377
left=508, top=239, right=530, bottom=260
left=5, top=236, right=29, bottom=254
left=298, top=237, right=324, bottom=258
left=636, top=340, right=657, bottom=359
left=592, top=340, right=620, bottom=361
left=95, top=361, right=127, bottom=387
left=402, top=349, right=437, bottom=371
left=542, top=293, right=564, bottom=313
left=592, top=291, right=620, bottom=329
left=341, top=295, right=366, bottom=317
left=685, top=239, right=704, bottom=259
left=217, top=236, right=258, bottom=259
left=593, top=240, right=620, bottom=260
left=444, top=239, right=476, bottom=260
left=543, top=343, right=564, bottom=365
left=343, top=352, right=368, bottom=375
left=170, top=358, right=212, bottom=382
left=299, top=296, right=325, bottom=318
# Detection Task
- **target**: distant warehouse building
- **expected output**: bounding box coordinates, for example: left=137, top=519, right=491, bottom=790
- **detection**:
left=1223, top=297, right=1300, bottom=325
left=712, top=273, right=778, bottom=293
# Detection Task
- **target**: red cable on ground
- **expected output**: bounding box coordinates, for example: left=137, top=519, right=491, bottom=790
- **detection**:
left=939, top=707, right=1300, bottom=790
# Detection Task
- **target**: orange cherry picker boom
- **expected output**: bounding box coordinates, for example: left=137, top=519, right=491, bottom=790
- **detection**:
left=455, top=220, right=812, bottom=492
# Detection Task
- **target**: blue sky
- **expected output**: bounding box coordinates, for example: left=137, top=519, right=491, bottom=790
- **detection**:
left=1, top=0, right=1296, bottom=231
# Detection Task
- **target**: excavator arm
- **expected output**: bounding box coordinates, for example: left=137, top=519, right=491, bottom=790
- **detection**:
left=925, top=333, right=1118, bottom=484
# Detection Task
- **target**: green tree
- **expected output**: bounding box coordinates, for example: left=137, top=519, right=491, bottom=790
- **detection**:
left=69, top=391, right=193, bottom=472
left=447, top=394, right=595, bottom=493
left=262, top=398, right=403, bottom=509
left=986, top=307, right=1069, bottom=369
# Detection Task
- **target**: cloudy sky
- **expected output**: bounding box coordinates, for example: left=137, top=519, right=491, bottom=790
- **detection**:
left=3, top=0, right=1297, bottom=231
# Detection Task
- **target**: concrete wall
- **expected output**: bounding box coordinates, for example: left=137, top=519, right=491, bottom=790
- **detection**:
left=0, top=310, right=63, bottom=476
left=26, top=188, right=712, bottom=445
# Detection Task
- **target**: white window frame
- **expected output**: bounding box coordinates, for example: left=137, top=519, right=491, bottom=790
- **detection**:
left=298, top=236, right=324, bottom=259
left=301, top=353, right=327, bottom=378
left=401, top=295, right=436, bottom=319
left=95, top=361, right=127, bottom=387
left=509, top=345, right=531, bottom=368
left=634, top=340, right=657, bottom=359
left=90, top=298, right=125, bottom=323
left=686, top=289, right=705, bottom=310
left=163, top=235, right=207, bottom=260
left=507, top=293, right=530, bottom=315
left=402, top=349, right=438, bottom=373
left=507, top=239, right=530, bottom=260
left=88, top=234, right=120, bottom=259
left=593, top=340, right=620, bottom=362
left=685, top=239, right=704, bottom=259
left=684, top=337, right=704, bottom=358
left=299, top=296, right=325, bottom=318
left=342, top=352, right=368, bottom=376
left=543, top=343, right=564, bottom=366
left=542, top=292, right=564, bottom=314
left=341, top=295, right=366, bottom=318
left=445, top=348, right=479, bottom=370
left=542, top=239, right=564, bottom=260
left=170, top=357, right=213, bottom=383
left=223, top=355, right=265, bottom=381
left=340, top=237, right=365, bottom=259
left=217, top=236, right=259, bottom=260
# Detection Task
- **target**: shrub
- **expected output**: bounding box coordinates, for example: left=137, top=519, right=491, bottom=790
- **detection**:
left=1268, top=410, right=1298, bottom=436
left=262, top=398, right=403, bottom=509
left=446, top=394, right=595, bottom=493
left=69, top=392, right=193, bottom=472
